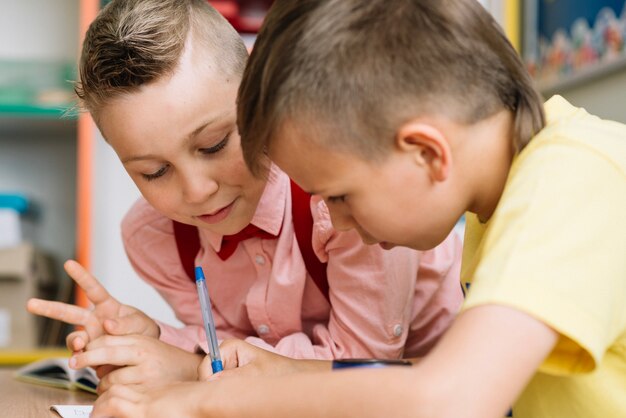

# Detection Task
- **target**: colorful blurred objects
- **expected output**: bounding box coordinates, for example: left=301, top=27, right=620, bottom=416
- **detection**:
left=525, top=2, right=626, bottom=85
left=208, top=0, right=273, bottom=33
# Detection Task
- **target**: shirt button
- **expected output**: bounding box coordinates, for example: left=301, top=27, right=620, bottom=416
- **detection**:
left=258, top=324, right=270, bottom=335
left=393, top=324, right=403, bottom=337
left=255, top=255, right=266, bottom=265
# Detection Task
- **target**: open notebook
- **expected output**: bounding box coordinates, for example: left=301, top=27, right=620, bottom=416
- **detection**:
left=14, top=357, right=98, bottom=394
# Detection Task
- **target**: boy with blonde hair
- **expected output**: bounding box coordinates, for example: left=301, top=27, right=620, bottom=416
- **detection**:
left=92, top=0, right=626, bottom=417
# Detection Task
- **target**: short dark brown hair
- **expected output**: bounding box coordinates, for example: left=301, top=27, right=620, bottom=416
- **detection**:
left=76, top=0, right=248, bottom=119
left=238, top=0, right=545, bottom=175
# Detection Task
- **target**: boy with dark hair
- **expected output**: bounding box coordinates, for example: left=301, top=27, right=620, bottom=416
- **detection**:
left=92, top=0, right=626, bottom=417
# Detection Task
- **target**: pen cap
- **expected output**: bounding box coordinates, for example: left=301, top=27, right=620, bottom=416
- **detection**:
left=332, top=359, right=412, bottom=370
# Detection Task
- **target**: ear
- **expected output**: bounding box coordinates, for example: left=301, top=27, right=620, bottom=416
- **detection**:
left=394, top=120, right=451, bottom=182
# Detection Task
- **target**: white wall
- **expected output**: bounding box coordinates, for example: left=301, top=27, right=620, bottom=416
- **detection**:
left=549, top=69, right=626, bottom=124
left=0, top=0, right=79, bottom=281
left=478, top=0, right=506, bottom=28
left=0, top=1, right=78, bottom=60
left=90, top=127, right=182, bottom=326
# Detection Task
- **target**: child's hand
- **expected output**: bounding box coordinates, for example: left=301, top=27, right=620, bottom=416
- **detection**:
left=26, top=259, right=160, bottom=352
left=91, top=381, right=211, bottom=418
left=70, top=334, right=204, bottom=394
left=199, top=339, right=329, bottom=381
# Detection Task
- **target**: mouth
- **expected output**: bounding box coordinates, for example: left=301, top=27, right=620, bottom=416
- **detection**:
left=197, top=199, right=237, bottom=225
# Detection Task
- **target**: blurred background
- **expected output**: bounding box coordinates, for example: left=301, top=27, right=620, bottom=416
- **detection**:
left=0, top=0, right=624, bottom=354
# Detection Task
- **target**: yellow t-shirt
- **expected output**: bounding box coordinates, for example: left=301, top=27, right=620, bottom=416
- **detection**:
left=461, top=95, right=626, bottom=418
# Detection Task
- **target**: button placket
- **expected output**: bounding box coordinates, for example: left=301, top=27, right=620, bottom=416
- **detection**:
left=244, top=240, right=276, bottom=341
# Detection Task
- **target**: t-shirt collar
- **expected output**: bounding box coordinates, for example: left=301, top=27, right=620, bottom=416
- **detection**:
left=544, top=95, right=585, bottom=125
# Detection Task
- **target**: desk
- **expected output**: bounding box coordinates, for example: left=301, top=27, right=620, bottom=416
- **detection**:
left=0, top=368, right=95, bottom=417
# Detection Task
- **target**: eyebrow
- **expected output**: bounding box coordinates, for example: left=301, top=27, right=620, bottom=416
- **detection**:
left=121, top=119, right=216, bottom=163
left=185, top=120, right=211, bottom=143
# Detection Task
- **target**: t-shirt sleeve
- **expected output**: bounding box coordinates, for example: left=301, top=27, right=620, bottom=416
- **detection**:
left=463, top=142, right=626, bottom=374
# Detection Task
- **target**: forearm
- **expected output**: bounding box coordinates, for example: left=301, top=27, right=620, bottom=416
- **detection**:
left=292, top=358, right=332, bottom=374
left=203, top=368, right=424, bottom=418
left=203, top=306, right=556, bottom=418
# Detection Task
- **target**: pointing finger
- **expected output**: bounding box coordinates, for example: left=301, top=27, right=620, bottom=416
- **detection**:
left=27, top=298, right=91, bottom=326
left=64, top=260, right=114, bottom=307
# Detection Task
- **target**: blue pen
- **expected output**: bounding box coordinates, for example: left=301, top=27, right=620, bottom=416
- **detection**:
left=194, top=266, right=223, bottom=373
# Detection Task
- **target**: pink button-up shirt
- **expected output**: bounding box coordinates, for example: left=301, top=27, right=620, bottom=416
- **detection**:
left=122, top=166, right=462, bottom=359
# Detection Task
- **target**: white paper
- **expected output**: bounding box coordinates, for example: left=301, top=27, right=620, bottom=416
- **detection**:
left=50, top=405, right=93, bottom=418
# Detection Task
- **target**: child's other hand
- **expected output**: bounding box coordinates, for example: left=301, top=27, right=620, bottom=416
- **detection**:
left=26, top=259, right=160, bottom=352
left=91, top=381, right=210, bottom=418
left=199, top=339, right=328, bottom=381
left=70, top=334, right=203, bottom=394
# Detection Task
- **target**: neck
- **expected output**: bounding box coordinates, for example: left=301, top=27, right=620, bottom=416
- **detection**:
left=458, top=110, right=515, bottom=223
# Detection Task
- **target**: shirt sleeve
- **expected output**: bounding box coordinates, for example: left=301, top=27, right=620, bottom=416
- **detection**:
left=463, top=142, right=626, bottom=374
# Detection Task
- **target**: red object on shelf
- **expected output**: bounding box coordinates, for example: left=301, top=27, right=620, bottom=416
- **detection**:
left=208, top=0, right=273, bottom=33
left=208, top=0, right=239, bottom=20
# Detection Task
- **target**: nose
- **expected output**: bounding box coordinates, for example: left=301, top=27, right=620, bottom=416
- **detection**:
left=325, top=201, right=358, bottom=232
left=180, top=167, right=218, bottom=204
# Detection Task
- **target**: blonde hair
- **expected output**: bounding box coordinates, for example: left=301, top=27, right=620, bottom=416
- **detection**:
left=238, top=0, right=546, bottom=175
left=76, top=0, right=247, bottom=118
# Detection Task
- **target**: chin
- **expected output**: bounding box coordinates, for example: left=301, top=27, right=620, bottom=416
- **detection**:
left=410, top=234, right=449, bottom=251
left=220, top=216, right=252, bottom=235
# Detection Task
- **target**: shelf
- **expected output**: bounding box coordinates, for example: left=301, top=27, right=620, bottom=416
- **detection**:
left=0, top=103, right=75, bottom=119
left=537, top=54, right=626, bottom=96
left=0, top=348, right=70, bottom=366
left=0, top=60, right=76, bottom=120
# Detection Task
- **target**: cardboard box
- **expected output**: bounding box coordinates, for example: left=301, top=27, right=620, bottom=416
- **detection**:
left=0, top=243, right=57, bottom=349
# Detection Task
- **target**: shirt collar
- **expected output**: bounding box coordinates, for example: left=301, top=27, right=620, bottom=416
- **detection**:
left=544, top=95, right=585, bottom=126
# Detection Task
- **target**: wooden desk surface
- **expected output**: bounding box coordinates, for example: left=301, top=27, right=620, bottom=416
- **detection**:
left=0, top=367, right=96, bottom=417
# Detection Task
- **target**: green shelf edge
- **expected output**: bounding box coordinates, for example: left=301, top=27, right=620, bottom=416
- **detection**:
left=0, top=103, right=77, bottom=120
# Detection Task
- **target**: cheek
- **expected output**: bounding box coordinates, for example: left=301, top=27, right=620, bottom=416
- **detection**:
left=131, top=178, right=180, bottom=218
left=348, top=198, right=383, bottom=230
left=352, top=196, right=408, bottom=238
left=144, top=189, right=174, bottom=215
left=218, top=143, right=255, bottom=185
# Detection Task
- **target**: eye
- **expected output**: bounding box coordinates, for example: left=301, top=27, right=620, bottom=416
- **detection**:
left=199, top=134, right=230, bottom=155
left=141, top=165, right=169, bottom=181
left=326, top=195, right=346, bottom=204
